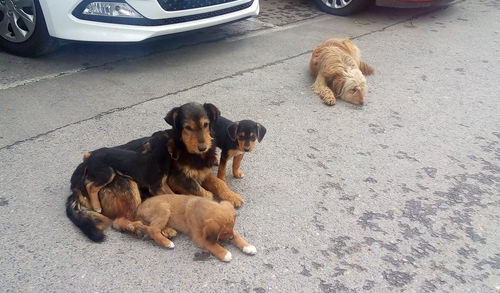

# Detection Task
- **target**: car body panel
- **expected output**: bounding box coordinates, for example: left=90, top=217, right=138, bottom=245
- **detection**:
left=376, top=0, right=454, bottom=8
left=38, top=0, right=259, bottom=42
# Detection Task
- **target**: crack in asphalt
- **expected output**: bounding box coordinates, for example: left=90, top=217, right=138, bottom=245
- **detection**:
left=0, top=1, right=462, bottom=151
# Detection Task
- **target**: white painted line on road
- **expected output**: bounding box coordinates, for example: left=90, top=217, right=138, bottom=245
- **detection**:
left=0, top=67, right=85, bottom=91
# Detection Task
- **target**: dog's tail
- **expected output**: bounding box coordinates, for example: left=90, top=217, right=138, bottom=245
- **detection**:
left=359, top=61, right=375, bottom=76
left=66, top=189, right=111, bottom=242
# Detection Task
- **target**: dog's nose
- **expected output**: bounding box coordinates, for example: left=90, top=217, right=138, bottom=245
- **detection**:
left=198, top=145, right=207, bottom=152
left=244, top=147, right=250, bottom=152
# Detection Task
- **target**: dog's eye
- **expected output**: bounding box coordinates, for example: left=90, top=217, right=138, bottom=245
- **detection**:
left=203, top=122, right=209, bottom=128
left=185, top=126, right=193, bottom=131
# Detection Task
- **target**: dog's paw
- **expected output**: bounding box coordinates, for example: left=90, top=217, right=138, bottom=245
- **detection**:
left=230, top=194, right=244, bottom=208
left=167, top=241, right=175, bottom=249
left=233, top=170, right=244, bottom=178
left=323, top=98, right=336, bottom=106
left=223, top=251, right=232, bottom=262
left=243, top=245, right=257, bottom=255
left=161, top=227, right=177, bottom=238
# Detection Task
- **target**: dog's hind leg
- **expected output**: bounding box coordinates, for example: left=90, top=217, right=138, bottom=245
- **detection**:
left=136, top=201, right=175, bottom=248
left=232, top=154, right=245, bottom=178
left=112, top=217, right=148, bottom=237
left=312, top=73, right=336, bottom=105
left=85, top=168, right=116, bottom=213
left=232, top=231, right=257, bottom=255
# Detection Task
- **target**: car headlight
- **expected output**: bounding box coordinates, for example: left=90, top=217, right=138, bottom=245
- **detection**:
left=82, top=2, right=143, bottom=18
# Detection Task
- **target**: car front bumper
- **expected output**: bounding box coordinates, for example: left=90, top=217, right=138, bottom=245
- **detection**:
left=376, top=0, right=454, bottom=8
left=39, top=0, right=259, bottom=42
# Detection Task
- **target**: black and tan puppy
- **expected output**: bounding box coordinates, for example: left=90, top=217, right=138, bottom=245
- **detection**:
left=77, top=131, right=173, bottom=213
left=215, top=117, right=266, bottom=181
left=165, top=102, right=244, bottom=207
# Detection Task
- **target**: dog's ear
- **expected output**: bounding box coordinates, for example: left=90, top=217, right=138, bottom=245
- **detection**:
left=226, top=122, right=239, bottom=141
left=164, top=107, right=181, bottom=129
left=203, top=103, right=220, bottom=123
left=202, top=219, right=220, bottom=243
left=167, top=138, right=179, bottom=160
left=256, top=123, right=266, bottom=143
left=220, top=201, right=236, bottom=221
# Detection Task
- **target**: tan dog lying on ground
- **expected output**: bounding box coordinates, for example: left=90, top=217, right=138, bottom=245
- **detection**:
left=309, top=38, right=374, bottom=106
left=113, top=194, right=256, bottom=262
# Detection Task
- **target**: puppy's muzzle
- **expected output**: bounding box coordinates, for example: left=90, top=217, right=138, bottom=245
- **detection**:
left=198, top=145, right=207, bottom=152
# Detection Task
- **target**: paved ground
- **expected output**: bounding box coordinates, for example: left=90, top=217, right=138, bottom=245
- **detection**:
left=1, top=0, right=499, bottom=292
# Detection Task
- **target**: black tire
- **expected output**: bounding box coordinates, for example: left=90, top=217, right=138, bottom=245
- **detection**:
left=313, top=0, right=371, bottom=16
left=0, top=0, right=59, bottom=57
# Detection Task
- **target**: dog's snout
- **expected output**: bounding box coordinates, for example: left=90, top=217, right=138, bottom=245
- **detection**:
left=244, top=146, right=250, bottom=152
left=359, top=100, right=364, bottom=105
left=198, top=145, right=207, bottom=152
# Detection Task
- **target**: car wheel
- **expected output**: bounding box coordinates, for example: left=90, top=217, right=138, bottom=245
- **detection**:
left=313, top=0, right=371, bottom=16
left=0, top=0, right=58, bottom=57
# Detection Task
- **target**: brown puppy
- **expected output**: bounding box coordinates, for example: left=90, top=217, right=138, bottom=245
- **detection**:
left=113, top=194, right=257, bottom=262
left=309, top=38, right=374, bottom=106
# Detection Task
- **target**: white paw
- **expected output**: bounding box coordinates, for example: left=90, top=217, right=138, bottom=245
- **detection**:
left=96, top=209, right=102, bottom=213
left=223, top=251, right=232, bottom=262
left=167, top=241, right=175, bottom=249
left=243, top=245, right=257, bottom=255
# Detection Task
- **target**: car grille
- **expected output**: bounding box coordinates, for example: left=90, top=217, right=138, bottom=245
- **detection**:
left=158, top=0, right=238, bottom=11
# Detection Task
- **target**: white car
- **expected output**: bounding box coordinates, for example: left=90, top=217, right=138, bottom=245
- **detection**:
left=0, top=0, right=259, bottom=56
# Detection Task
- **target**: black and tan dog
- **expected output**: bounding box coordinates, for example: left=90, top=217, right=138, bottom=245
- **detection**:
left=214, top=116, right=266, bottom=181
left=66, top=131, right=173, bottom=241
left=66, top=102, right=244, bottom=242
left=164, top=102, right=244, bottom=207
left=79, top=131, right=173, bottom=213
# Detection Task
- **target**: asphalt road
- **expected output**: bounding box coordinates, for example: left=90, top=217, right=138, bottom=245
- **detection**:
left=1, top=0, right=499, bottom=292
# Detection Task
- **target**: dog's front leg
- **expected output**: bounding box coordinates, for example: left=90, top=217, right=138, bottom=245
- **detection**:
left=217, top=151, right=229, bottom=181
left=312, top=74, right=336, bottom=105
left=232, top=154, right=245, bottom=178
left=202, top=174, right=243, bottom=207
left=150, top=175, right=174, bottom=195
left=232, top=231, right=256, bottom=255
left=168, top=173, right=213, bottom=199
left=193, top=234, right=232, bottom=262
